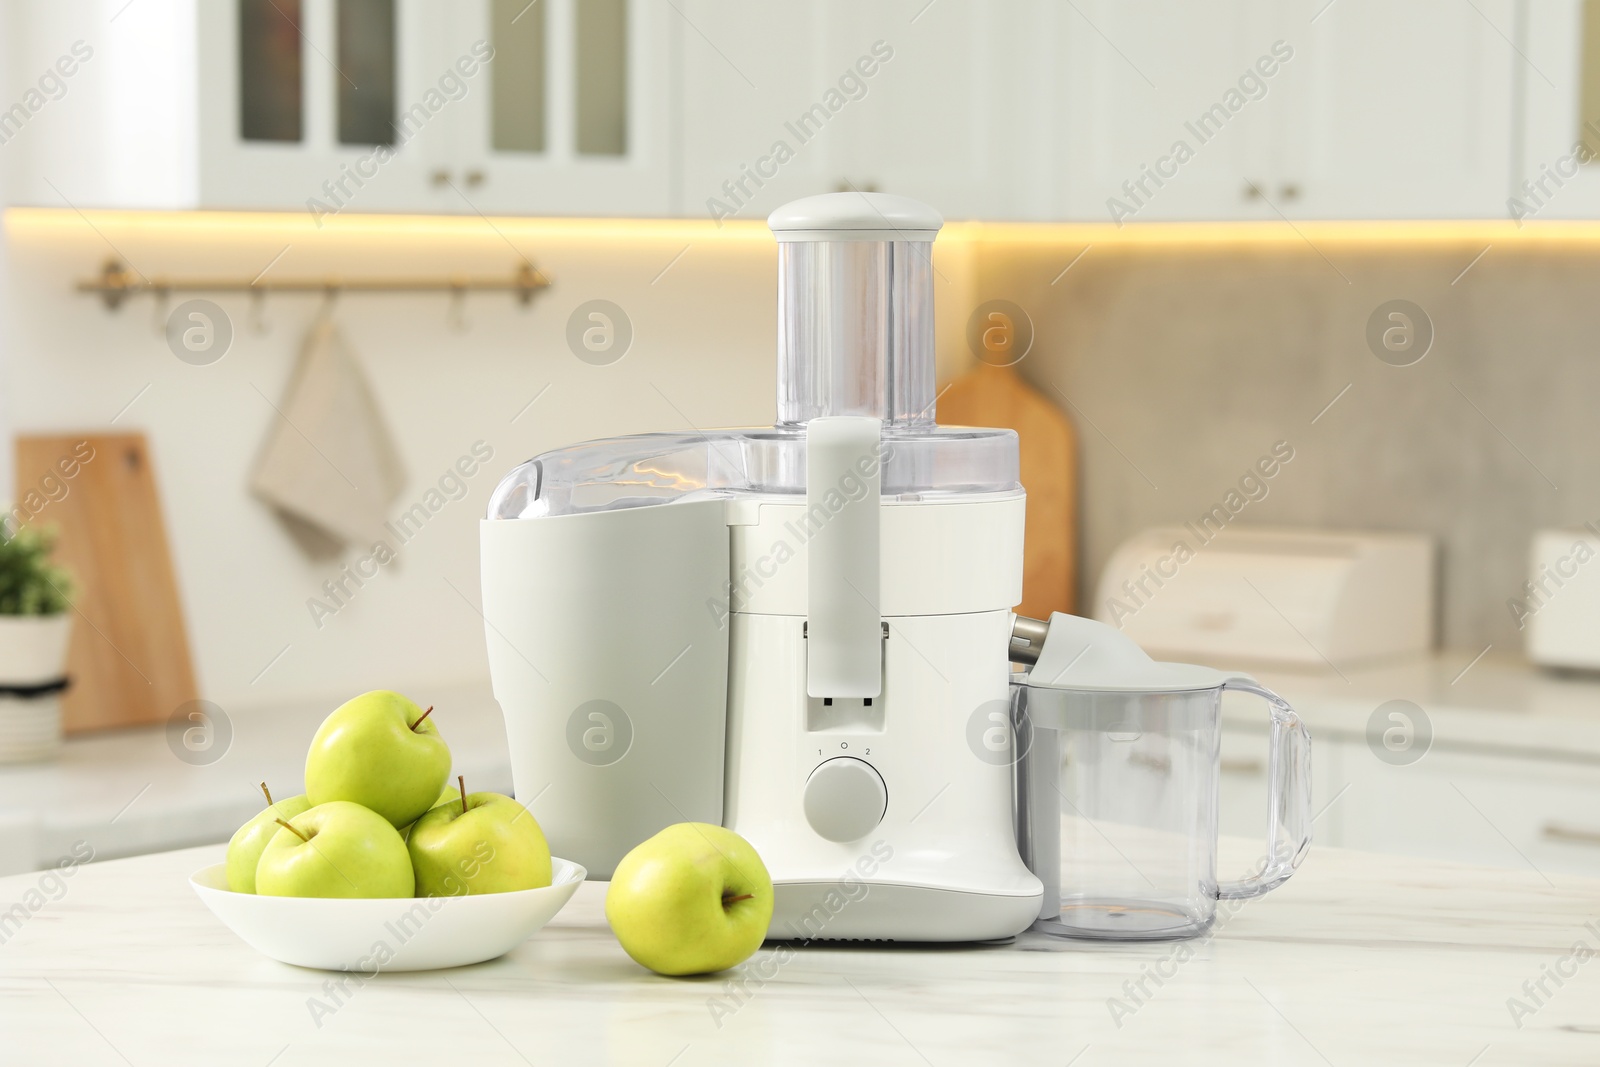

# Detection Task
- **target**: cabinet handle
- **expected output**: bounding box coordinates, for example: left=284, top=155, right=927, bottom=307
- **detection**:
left=1541, top=822, right=1600, bottom=847
left=1242, top=182, right=1262, bottom=200
left=465, top=170, right=486, bottom=188
left=1221, top=757, right=1264, bottom=776
left=1279, top=183, right=1301, bottom=201
left=430, top=168, right=451, bottom=188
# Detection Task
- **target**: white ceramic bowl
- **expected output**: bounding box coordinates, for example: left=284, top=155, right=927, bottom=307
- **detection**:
left=190, top=858, right=586, bottom=971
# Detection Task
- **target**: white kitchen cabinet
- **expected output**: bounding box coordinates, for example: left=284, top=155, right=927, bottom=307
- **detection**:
left=673, top=0, right=1053, bottom=224
left=3, top=0, right=1526, bottom=220
left=670, top=1, right=835, bottom=223
left=1056, top=0, right=1516, bottom=221
left=1515, top=0, right=1600, bottom=220
left=1057, top=0, right=1288, bottom=223
left=192, top=0, right=450, bottom=215
left=5, top=0, right=440, bottom=212
left=1324, top=739, right=1600, bottom=879
left=4, top=0, right=202, bottom=210
left=4, top=0, right=669, bottom=216
left=817, top=0, right=1055, bottom=221
left=433, top=0, right=673, bottom=216
left=1223, top=717, right=1600, bottom=879
left=0, top=814, right=36, bottom=878
left=1284, top=0, right=1516, bottom=219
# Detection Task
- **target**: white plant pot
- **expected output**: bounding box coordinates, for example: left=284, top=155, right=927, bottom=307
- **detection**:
left=0, top=614, right=72, bottom=763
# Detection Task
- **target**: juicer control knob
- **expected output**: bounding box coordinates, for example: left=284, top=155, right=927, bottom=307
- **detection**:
left=803, top=757, right=887, bottom=843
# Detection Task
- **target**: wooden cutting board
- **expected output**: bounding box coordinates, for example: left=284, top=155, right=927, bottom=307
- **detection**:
left=938, top=363, right=1077, bottom=618
left=13, top=433, right=198, bottom=733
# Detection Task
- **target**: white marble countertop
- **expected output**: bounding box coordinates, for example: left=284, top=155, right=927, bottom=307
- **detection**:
left=1218, top=650, right=1600, bottom=762
left=1, top=839, right=1597, bottom=1065
left=0, top=683, right=512, bottom=876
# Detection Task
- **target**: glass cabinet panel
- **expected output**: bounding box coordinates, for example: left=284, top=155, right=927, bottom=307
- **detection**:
left=337, top=0, right=397, bottom=145
left=239, top=0, right=304, bottom=142
left=576, top=0, right=627, bottom=156
left=491, top=0, right=547, bottom=153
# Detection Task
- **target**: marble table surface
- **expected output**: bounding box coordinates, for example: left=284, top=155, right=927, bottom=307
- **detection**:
left=1, top=839, right=1597, bottom=1066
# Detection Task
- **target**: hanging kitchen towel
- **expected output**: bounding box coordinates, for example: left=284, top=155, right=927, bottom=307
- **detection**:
left=250, top=312, right=406, bottom=554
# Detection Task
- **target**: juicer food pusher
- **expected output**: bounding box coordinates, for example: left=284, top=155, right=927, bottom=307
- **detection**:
left=480, top=193, right=1042, bottom=941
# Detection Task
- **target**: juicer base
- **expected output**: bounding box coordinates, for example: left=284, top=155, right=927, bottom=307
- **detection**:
left=765, top=880, right=1041, bottom=943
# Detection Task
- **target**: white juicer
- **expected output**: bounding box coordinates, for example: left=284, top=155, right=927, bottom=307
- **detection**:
left=480, top=193, right=1042, bottom=941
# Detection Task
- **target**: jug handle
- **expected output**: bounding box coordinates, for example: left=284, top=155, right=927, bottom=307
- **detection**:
left=1215, top=677, right=1313, bottom=900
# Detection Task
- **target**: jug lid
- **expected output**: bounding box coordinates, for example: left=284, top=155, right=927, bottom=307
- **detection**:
left=1025, top=613, right=1247, bottom=693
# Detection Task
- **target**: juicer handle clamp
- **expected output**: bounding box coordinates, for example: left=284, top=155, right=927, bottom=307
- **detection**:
left=805, top=416, right=883, bottom=698
left=1010, top=615, right=1050, bottom=665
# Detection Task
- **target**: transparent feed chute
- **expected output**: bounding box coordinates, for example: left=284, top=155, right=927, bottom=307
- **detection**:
left=487, top=193, right=1018, bottom=521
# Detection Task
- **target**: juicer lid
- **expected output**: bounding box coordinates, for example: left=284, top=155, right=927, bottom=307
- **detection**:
left=768, top=192, right=943, bottom=242
left=486, top=191, right=1021, bottom=521
left=1025, top=613, right=1249, bottom=693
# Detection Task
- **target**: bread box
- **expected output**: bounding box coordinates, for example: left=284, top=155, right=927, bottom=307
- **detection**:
left=1093, top=526, right=1435, bottom=667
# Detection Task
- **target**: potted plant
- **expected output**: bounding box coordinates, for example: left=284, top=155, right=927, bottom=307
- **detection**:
left=0, top=524, right=74, bottom=762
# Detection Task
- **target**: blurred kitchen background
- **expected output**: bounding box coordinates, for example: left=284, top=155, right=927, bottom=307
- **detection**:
left=3, top=0, right=1600, bottom=882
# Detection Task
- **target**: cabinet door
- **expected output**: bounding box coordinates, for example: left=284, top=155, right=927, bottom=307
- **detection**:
left=1517, top=0, right=1600, bottom=219
left=1222, top=724, right=1600, bottom=879
left=819, top=0, right=1054, bottom=221
left=674, top=1, right=843, bottom=223
left=4, top=0, right=199, bottom=209
left=437, top=0, right=672, bottom=216
left=1320, top=737, right=1600, bottom=879
left=1281, top=0, right=1516, bottom=219
left=675, top=0, right=1051, bottom=223
left=197, top=0, right=442, bottom=212
left=1057, top=0, right=1289, bottom=222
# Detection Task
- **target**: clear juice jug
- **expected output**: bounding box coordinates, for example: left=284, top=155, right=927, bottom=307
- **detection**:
left=1013, top=614, right=1312, bottom=940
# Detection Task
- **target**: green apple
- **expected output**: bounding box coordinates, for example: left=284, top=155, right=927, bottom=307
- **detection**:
left=305, top=690, right=450, bottom=828
left=225, top=783, right=311, bottom=893
left=407, top=777, right=552, bottom=896
left=605, top=823, right=773, bottom=976
left=399, top=788, right=461, bottom=843
left=256, top=801, right=414, bottom=899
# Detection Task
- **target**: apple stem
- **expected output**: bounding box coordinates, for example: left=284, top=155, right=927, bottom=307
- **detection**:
left=458, top=774, right=468, bottom=814
left=274, top=818, right=310, bottom=844
left=410, top=705, right=436, bottom=732
left=722, top=892, right=754, bottom=907
left=259, top=781, right=273, bottom=807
